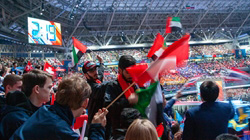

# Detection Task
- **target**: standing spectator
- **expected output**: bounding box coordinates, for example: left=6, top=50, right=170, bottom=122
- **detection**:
left=11, top=74, right=108, bottom=140
left=163, top=91, right=182, bottom=127
left=104, top=55, right=138, bottom=139
left=82, top=55, right=107, bottom=128
left=183, top=81, right=235, bottom=140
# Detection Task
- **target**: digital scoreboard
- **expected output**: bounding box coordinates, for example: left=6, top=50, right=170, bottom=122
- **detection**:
left=28, top=17, right=62, bottom=46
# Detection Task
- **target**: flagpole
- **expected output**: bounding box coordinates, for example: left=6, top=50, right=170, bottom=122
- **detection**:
left=106, top=82, right=135, bottom=109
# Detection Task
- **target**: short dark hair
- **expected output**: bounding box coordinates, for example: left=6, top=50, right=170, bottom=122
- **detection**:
left=216, top=133, right=240, bottom=140
left=171, top=122, right=180, bottom=135
left=120, top=108, right=141, bottom=129
left=118, top=55, right=136, bottom=70
left=22, top=69, right=53, bottom=97
left=200, top=81, right=219, bottom=102
left=3, top=74, right=22, bottom=90
left=56, top=74, right=91, bottom=110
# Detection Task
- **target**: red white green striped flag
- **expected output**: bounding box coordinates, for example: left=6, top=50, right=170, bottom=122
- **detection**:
left=72, top=37, right=87, bottom=66
left=165, top=17, right=182, bottom=34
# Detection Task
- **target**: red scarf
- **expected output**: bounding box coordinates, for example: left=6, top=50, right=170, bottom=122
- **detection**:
left=117, top=74, right=134, bottom=99
left=95, top=79, right=102, bottom=84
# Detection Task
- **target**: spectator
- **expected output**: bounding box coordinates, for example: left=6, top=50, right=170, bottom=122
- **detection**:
left=112, top=108, right=142, bottom=140
left=163, top=91, right=182, bottom=127
left=104, top=55, right=138, bottom=139
left=82, top=55, right=107, bottom=128
left=0, top=63, right=6, bottom=86
left=0, top=74, right=22, bottom=106
left=125, top=119, right=158, bottom=140
left=11, top=74, right=108, bottom=140
left=10, top=62, right=18, bottom=75
left=182, top=81, right=235, bottom=140
left=0, top=70, right=52, bottom=140
left=2, top=74, right=22, bottom=97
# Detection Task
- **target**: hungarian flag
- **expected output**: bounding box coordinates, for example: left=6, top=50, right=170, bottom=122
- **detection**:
left=147, top=33, right=164, bottom=58
left=72, top=37, right=87, bottom=66
left=44, top=62, right=56, bottom=76
left=165, top=17, right=182, bottom=34
left=128, top=34, right=190, bottom=87
left=24, top=61, right=33, bottom=72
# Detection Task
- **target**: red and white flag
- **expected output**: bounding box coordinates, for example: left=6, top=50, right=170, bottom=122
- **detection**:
left=127, top=34, right=190, bottom=87
left=44, top=62, right=56, bottom=75
left=25, top=61, right=33, bottom=72
left=147, top=33, right=164, bottom=58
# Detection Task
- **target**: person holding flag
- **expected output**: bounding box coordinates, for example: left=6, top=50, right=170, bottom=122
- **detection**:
left=104, top=55, right=139, bottom=139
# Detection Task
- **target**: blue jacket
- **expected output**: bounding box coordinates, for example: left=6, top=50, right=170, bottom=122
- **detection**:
left=11, top=102, right=105, bottom=140
left=163, top=98, right=177, bottom=127
left=183, top=101, right=235, bottom=140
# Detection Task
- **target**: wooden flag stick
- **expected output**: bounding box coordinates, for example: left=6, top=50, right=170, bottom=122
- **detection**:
left=106, top=82, right=136, bottom=109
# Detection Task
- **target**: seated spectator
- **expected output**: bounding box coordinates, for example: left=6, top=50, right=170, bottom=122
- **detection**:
left=125, top=119, right=158, bottom=140
left=11, top=74, right=108, bottom=140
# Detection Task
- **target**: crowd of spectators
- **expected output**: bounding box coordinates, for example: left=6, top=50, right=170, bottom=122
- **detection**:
left=80, top=48, right=149, bottom=63
left=100, top=58, right=249, bottom=92
left=226, top=88, right=250, bottom=101
left=0, top=46, right=249, bottom=94
left=192, top=44, right=232, bottom=56
left=0, top=49, right=248, bottom=140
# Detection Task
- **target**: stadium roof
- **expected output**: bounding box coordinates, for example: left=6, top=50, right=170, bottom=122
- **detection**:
left=0, top=0, right=249, bottom=48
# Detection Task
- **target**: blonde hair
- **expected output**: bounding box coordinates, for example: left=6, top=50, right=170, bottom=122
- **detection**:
left=56, top=74, right=91, bottom=110
left=125, top=119, right=158, bottom=140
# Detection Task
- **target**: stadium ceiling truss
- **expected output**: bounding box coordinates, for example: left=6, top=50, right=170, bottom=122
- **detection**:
left=0, top=0, right=249, bottom=48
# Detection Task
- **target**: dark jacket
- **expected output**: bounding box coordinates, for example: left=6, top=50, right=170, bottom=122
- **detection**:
left=104, top=80, right=134, bottom=138
left=10, top=102, right=78, bottom=140
left=0, top=95, right=5, bottom=111
left=0, top=91, right=33, bottom=140
left=10, top=102, right=105, bottom=140
left=87, top=63, right=107, bottom=125
left=183, top=101, right=235, bottom=140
